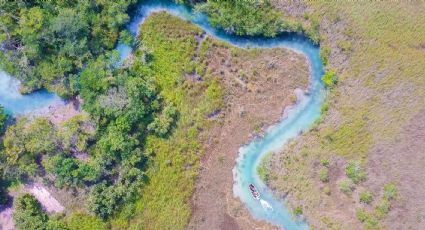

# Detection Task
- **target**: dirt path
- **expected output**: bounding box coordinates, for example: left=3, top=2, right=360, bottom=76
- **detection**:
left=26, top=183, right=65, bottom=213
left=0, top=205, right=14, bottom=230
left=0, top=183, right=64, bottom=230
left=188, top=43, right=309, bottom=229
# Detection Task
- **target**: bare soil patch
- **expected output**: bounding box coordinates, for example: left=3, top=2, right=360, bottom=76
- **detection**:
left=367, top=109, right=425, bottom=229
left=188, top=40, right=309, bottom=229
left=0, top=182, right=64, bottom=230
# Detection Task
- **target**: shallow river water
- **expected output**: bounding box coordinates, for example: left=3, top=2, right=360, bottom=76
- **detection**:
left=0, top=1, right=325, bottom=229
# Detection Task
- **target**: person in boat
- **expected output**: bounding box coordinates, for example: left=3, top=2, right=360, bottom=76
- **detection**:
left=249, top=184, right=260, bottom=199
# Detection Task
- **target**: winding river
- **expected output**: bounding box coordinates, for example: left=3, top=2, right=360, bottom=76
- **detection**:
left=0, top=1, right=324, bottom=229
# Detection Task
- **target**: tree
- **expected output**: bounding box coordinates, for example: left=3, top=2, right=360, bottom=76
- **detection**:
left=0, top=106, right=7, bottom=135
left=147, top=104, right=178, bottom=137
left=196, top=0, right=284, bottom=37
left=3, top=118, right=57, bottom=178
left=13, top=193, right=69, bottom=230
left=13, top=194, right=48, bottom=230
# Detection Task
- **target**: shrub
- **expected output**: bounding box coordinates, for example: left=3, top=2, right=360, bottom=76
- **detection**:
left=13, top=194, right=48, bottom=230
left=294, top=206, right=303, bottom=216
left=319, top=167, right=329, bottom=183
left=196, top=0, right=285, bottom=37
left=345, top=161, right=366, bottom=184
left=375, top=198, right=391, bottom=218
left=356, top=208, right=379, bottom=227
left=339, top=179, right=355, bottom=194
left=320, top=158, right=330, bottom=167
left=147, top=104, right=178, bottom=137
left=321, top=70, right=337, bottom=88
left=383, top=183, right=397, bottom=200
left=0, top=106, right=7, bottom=135
left=359, top=190, right=374, bottom=204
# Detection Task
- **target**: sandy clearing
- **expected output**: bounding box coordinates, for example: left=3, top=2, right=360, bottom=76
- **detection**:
left=26, top=183, right=65, bottom=213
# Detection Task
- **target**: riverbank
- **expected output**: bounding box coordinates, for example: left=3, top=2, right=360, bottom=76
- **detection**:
left=263, top=1, right=425, bottom=229
left=188, top=38, right=309, bottom=229
left=105, top=12, right=310, bottom=229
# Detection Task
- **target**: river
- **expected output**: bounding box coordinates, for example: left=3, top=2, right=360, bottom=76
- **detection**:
left=0, top=1, right=324, bottom=229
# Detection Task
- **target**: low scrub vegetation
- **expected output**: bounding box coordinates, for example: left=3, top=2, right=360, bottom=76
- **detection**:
left=359, top=190, right=374, bottom=204
left=345, top=161, right=367, bottom=184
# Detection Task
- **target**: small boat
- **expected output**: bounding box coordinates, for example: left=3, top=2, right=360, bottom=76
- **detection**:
left=249, top=184, right=260, bottom=200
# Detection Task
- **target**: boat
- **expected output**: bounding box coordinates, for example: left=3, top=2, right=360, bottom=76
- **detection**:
left=249, top=184, right=260, bottom=200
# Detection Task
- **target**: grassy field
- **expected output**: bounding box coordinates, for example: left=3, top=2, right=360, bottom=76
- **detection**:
left=106, top=12, right=222, bottom=229
left=264, top=1, right=425, bottom=229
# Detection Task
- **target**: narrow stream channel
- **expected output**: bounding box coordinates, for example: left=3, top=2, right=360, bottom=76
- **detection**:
left=0, top=71, right=63, bottom=115
left=121, top=1, right=324, bottom=229
left=0, top=1, right=324, bottom=229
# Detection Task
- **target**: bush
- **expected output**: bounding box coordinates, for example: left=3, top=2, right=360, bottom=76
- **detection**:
left=0, top=106, right=7, bottom=135
left=375, top=198, right=391, bottom=218
left=294, top=206, right=303, bottom=216
left=320, top=158, right=330, bottom=167
left=356, top=208, right=379, bottom=227
left=339, top=179, right=355, bottom=194
left=359, top=190, right=374, bottom=204
left=383, top=183, right=397, bottom=200
left=345, top=161, right=366, bottom=184
left=321, top=70, right=338, bottom=88
left=319, top=167, right=329, bottom=183
left=147, top=104, right=178, bottom=137
left=13, top=194, right=48, bottom=230
left=196, top=0, right=284, bottom=37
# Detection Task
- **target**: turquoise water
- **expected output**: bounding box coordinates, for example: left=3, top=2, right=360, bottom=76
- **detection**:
left=0, top=71, right=63, bottom=115
left=120, top=1, right=325, bottom=229
left=0, top=0, right=324, bottom=228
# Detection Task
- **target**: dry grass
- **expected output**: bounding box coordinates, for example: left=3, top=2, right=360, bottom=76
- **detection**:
left=264, top=1, right=425, bottom=229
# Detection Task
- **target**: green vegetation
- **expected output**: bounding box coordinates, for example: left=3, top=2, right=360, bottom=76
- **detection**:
left=383, top=183, right=397, bottom=200
left=356, top=208, right=379, bottom=229
left=0, top=0, right=137, bottom=96
left=345, top=161, right=366, bottom=184
left=196, top=0, right=284, bottom=37
left=338, top=179, right=354, bottom=194
left=13, top=194, right=68, bottom=230
left=321, top=70, right=337, bottom=88
left=0, top=106, right=7, bottom=135
left=65, top=213, right=107, bottom=230
left=108, top=12, right=224, bottom=229
left=319, top=167, right=329, bottom=183
left=294, top=206, right=303, bottom=216
left=359, top=190, right=374, bottom=204
left=258, top=153, right=272, bottom=183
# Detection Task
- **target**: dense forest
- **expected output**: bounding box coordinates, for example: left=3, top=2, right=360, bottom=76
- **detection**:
left=0, top=0, right=301, bottom=229
left=0, top=0, right=137, bottom=97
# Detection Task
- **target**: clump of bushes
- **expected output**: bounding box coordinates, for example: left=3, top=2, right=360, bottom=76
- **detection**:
left=0, top=106, right=7, bottom=135
left=195, top=0, right=285, bottom=37
left=322, top=70, right=338, bottom=88
left=13, top=194, right=68, bottom=230
left=355, top=183, right=398, bottom=228
left=345, top=161, right=366, bottom=184
left=359, top=190, right=374, bottom=204
left=383, top=183, right=397, bottom=200
left=339, top=179, right=355, bottom=194
left=356, top=208, right=379, bottom=228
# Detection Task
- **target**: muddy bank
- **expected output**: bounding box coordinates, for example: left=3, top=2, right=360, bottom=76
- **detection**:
left=188, top=39, right=309, bottom=229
